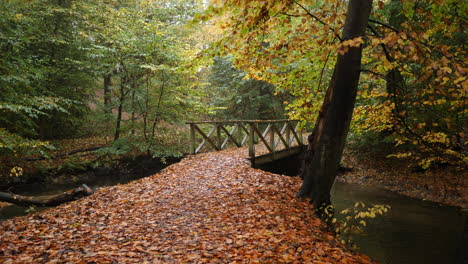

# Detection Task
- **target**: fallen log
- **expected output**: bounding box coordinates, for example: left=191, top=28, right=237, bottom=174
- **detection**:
left=0, top=184, right=93, bottom=207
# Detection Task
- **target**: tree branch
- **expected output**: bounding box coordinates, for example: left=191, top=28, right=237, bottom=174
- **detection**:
left=293, top=1, right=343, bottom=42
left=368, top=19, right=399, bottom=33
left=360, top=69, right=385, bottom=78
left=368, top=19, right=435, bottom=49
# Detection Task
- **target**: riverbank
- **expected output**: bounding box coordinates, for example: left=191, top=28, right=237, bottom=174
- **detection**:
left=0, top=149, right=373, bottom=263
left=339, top=148, right=467, bottom=208
left=0, top=135, right=182, bottom=193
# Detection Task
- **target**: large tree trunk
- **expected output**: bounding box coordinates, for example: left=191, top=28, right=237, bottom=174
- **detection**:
left=0, top=184, right=93, bottom=207
left=298, top=0, right=373, bottom=215
left=456, top=209, right=468, bottom=264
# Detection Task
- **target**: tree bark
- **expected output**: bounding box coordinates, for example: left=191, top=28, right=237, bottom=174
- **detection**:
left=456, top=209, right=468, bottom=264
left=104, top=74, right=112, bottom=114
left=298, top=0, right=373, bottom=215
left=114, top=76, right=126, bottom=141
left=0, top=184, right=93, bottom=207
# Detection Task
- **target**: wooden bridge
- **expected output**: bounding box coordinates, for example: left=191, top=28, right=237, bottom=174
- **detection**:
left=187, top=120, right=304, bottom=166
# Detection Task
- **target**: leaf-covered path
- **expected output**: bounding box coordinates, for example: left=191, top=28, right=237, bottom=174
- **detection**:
left=0, top=149, right=373, bottom=263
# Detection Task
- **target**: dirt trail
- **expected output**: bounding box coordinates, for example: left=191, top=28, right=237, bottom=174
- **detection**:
left=0, top=149, right=372, bottom=263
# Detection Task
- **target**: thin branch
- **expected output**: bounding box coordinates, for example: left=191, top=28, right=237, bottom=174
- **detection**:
left=316, top=49, right=333, bottom=94
left=368, top=19, right=435, bottom=49
left=293, top=1, right=343, bottom=42
left=368, top=19, right=399, bottom=33
left=363, top=26, right=439, bottom=155
left=315, top=34, right=338, bottom=93
left=277, top=12, right=300, bottom=18
left=360, top=69, right=385, bottom=78
left=388, top=72, right=442, bottom=155
left=367, top=24, right=393, bottom=62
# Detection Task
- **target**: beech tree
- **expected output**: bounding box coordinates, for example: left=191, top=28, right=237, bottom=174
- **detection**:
left=206, top=0, right=373, bottom=214
left=205, top=0, right=465, bottom=215
left=296, top=0, right=373, bottom=210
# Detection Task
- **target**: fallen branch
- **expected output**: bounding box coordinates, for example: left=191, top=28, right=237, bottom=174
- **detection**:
left=0, top=184, right=93, bottom=207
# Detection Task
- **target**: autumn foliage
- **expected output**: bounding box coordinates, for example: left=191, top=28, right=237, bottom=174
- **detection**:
left=0, top=149, right=373, bottom=263
left=204, top=0, right=466, bottom=169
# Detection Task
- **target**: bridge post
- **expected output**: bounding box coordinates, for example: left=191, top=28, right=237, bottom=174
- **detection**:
left=216, top=123, right=222, bottom=149
left=237, top=124, right=242, bottom=145
left=190, top=123, right=196, bottom=154
left=270, top=123, right=276, bottom=160
left=248, top=122, right=255, bottom=158
left=298, top=123, right=303, bottom=145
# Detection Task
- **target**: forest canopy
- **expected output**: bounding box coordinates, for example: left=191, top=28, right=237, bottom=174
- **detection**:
left=202, top=0, right=467, bottom=169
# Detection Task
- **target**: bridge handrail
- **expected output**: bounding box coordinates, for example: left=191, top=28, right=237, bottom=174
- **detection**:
left=186, top=119, right=291, bottom=124
left=187, top=120, right=303, bottom=160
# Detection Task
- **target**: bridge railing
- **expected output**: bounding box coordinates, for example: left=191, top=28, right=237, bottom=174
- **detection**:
left=186, top=120, right=303, bottom=159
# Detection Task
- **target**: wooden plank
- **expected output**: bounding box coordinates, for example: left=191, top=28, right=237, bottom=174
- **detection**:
left=190, top=124, right=196, bottom=154
left=270, top=123, right=276, bottom=159
left=188, top=120, right=303, bottom=156
left=216, top=124, right=222, bottom=149
left=249, top=123, right=255, bottom=158
left=296, top=122, right=303, bottom=145
left=252, top=124, right=273, bottom=153
left=196, top=126, right=217, bottom=153
left=262, top=124, right=271, bottom=139
left=236, top=124, right=242, bottom=146
left=282, top=123, right=291, bottom=148
left=220, top=125, right=241, bottom=148
left=239, top=124, right=249, bottom=145
left=287, top=122, right=302, bottom=146
left=194, top=125, right=219, bottom=152
left=187, top=119, right=292, bottom=124
left=250, top=145, right=303, bottom=165
left=272, top=124, right=289, bottom=150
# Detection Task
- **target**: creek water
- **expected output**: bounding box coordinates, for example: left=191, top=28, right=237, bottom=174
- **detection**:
left=332, top=181, right=463, bottom=264
left=257, top=156, right=464, bottom=264
left=0, top=156, right=180, bottom=221
left=0, top=173, right=147, bottom=221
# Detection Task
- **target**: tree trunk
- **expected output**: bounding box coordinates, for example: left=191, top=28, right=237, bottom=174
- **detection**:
left=298, top=0, right=373, bottom=215
left=130, top=88, right=136, bottom=135
left=38, top=116, right=47, bottom=140
left=456, top=209, right=468, bottom=264
left=104, top=74, right=112, bottom=114
left=0, top=184, right=93, bottom=207
left=114, top=76, right=126, bottom=141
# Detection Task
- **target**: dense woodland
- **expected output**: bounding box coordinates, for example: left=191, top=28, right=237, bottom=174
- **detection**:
left=0, top=0, right=466, bottom=263
left=1, top=0, right=465, bottom=179
left=0, top=0, right=465, bottom=200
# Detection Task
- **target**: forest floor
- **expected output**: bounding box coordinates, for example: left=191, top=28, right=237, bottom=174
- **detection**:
left=340, top=148, right=467, bottom=208
left=0, top=148, right=373, bottom=264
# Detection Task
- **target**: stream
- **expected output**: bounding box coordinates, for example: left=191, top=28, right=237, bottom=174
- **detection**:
left=0, top=173, right=150, bottom=221
left=332, top=181, right=463, bottom=264
left=0, top=155, right=180, bottom=221
left=1, top=159, right=464, bottom=264
left=258, top=157, right=464, bottom=264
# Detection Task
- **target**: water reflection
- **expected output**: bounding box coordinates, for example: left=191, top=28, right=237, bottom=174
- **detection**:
left=332, top=181, right=463, bottom=264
